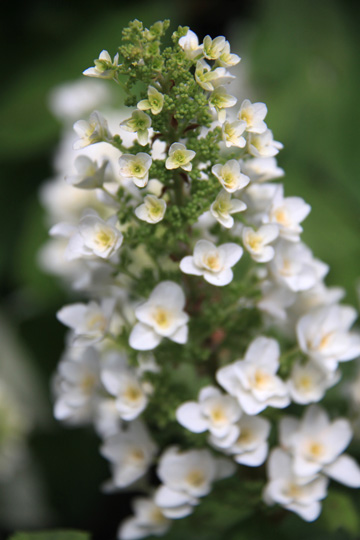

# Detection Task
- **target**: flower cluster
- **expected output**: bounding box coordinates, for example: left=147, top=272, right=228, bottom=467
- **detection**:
left=41, top=20, right=360, bottom=539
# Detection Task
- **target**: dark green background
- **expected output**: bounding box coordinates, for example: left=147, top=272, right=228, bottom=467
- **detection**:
left=0, top=1, right=359, bottom=539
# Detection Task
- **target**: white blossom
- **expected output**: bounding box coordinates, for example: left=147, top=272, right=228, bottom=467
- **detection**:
left=73, top=111, right=111, bottom=149
left=83, top=50, right=119, bottom=79
left=296, top=304, right=360, bottom=371
left=241, top=157, right=284, bottom=183
left=247, top=129, right=283, bottom=158
left=66, top=155, right=108, bottom=189
left=155, top=447, right=235, bottom=518
left=138, top=86, right=164, bottom=115
left=180, top=239, right=243, bottom=286
left=216, top=336, right=290, bottom=414
left=118, top=495, right=171, bottom=540
left=220, top=414, right=271, bottom=466
left=269, top=240, right=329, bottom=292
left=217, top=41, right=240, bottom=67
left=279, top=405, right=360, bottom=487
left=57, top=298, right=115, bottom=346
left=211, top=160, right=249, bottom=193
left=222, top=120, right=246, bottom=148
left=120, top=110, right=152, bottom=146
left=210, top=190, right=246, bottom=228
left=129, top=281, right=189, bottom=350
left=135, top=195, right=166, bottom=224
left=57, top=210, right=123, bottom=260
left=242, top=224, right=279, bottom=263
left=267, top=185, right=311, bottom=242
left=238, top=99, right=267, bottom=134
left=176, top=386, right=241, bottom=446
left=100, top=421, right=157, bottom=488
left=101, top=353, right=148, bottom=421
left=209, top=86, right=237, bottom=123
left=53, top=347, right=101, bottom=424
left=119, top=152, right=152, bottom=188
left=287, top=360, right=340, bottom=405
left=263, top=448, right=328, bottom=522
left=203, top=35, right=226, bottom=60
left=165, top=143, right=195, bottom=172
left=178, top=29, right=203, bottom=60
left=195, top=60, right=234, bottom=91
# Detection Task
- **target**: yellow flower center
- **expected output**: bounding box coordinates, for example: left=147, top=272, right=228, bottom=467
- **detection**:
left=153, top=308, right=171, bottom=329
left=124, top=384, right=142, bottom=403
left=186, top=470, right=205, bottom=487
left=253, top=369, right=271, bottom=389
left=204, top=253, right=221, bottom=272
left=308, top=441, right=325, bottom=459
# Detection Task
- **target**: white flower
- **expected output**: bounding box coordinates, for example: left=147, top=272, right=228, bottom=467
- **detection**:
left=165, top=143, right=195, bottom=172
left=222, top=414, right=271, bottom=466
left=180, top=239, right=243, bottom=286
left=53, top=347, right=101, bottom=424
left=129, top=281, right=189, bottom=351
left=296, top=304, right=360, bottom=371
left=138, top=86, right=164, bottom=115
left=222, top=120, right=246, bottom=148
left=209, top=86, right=237, bottom=123
left=247, top=129, right=283, bottom=158
left=73, top=111, right=111, bottom=149
left=57, top=298, right=115, bottom=346
left=242, top=224, right=279, bottom=263
left=178, top=29, right=203, bottom=60
left=60, top=210, right=123, bottom=260
left=269, top=240, right=329, bottom=292
left=135, top=195, right=166, bottom=224
left=267, top=185, right=311, bottom=242
left=263, top=448, right=328, bottom=522
left=155, top=446, right=235, bottom=518
left=100, top=421, right=157, bottom=488
left=238, top=99, right=267, bottom=134
left=195, top=59, right=233, bottom=91
left=120, top=111, right=152, bottom=146
left=118, top=495, right=171, bottom=540
left=211, top=160, right=249, bottom=193
left=210, top=190, right=246, bottom=228
left=83, top=50, right=119, bottom=79
left=119, top=152, right=152, bottom=188
left=216, top=41, right=240, bottom=67
left=176, top=386, right=241, bottom=446
left=241, top=157, right=284, bottom=183
left=287, top=360, right=340, bottom=405
left=101, top=354, right=148, bottom=421
left=280, top=405, right=360, bottom=487
left=257, top=280, right=296, bottom=321
left=66, top=155, right=108, bottom=189
left=241, top=183, right=278, bottom=226
left=216, top=336, right=290, bottom=415
left=203, top=35, right=226, bottom=60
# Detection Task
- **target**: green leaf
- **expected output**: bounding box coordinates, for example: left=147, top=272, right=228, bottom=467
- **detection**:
left=9, top=531, right=90, bottom=540
left=318, top=490, right=360, bottom=536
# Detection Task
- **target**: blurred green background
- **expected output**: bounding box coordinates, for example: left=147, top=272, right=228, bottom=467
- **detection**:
left=0, top=0, right=359, bottom=539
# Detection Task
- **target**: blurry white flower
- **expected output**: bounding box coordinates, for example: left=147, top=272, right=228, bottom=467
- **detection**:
left=180, top=239, right=243, bottom=286
left=216, top=336, right=290, bottom=414
left=287, top=360, right=340, bottom=405
left=73, top=111, right=112, bottom=149
left=135, top=195, right=166, bottom=224
left=248, top=129, right=283, bottom=158
left=129, top=281, right=189, bottom=350
left=178, top=29, right=203, bottom=60
left=296, top=304, right=360, bottom=371
left=57, top=298, right=115, bottom=346
left=118, top=495, right=171, bottom=540
left=101, top=421, right=157, bottom=488
left=263, top=448, right=328, bottom=522
left=66, top=155, right=108, bottom=189
left=222, top=120, right=246, bottom=148
left=238, top=99, right=267, bottom=134
left=241, top=157, right=284, bottom=183
left=242, top=224, right=279, bottom=263
left=267, top=185, right=311, bottom=242
left=222, top=414, right=271, bottom=466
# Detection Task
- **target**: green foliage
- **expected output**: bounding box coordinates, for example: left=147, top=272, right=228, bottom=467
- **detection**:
left=9, top=532, right=90, bottom=540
